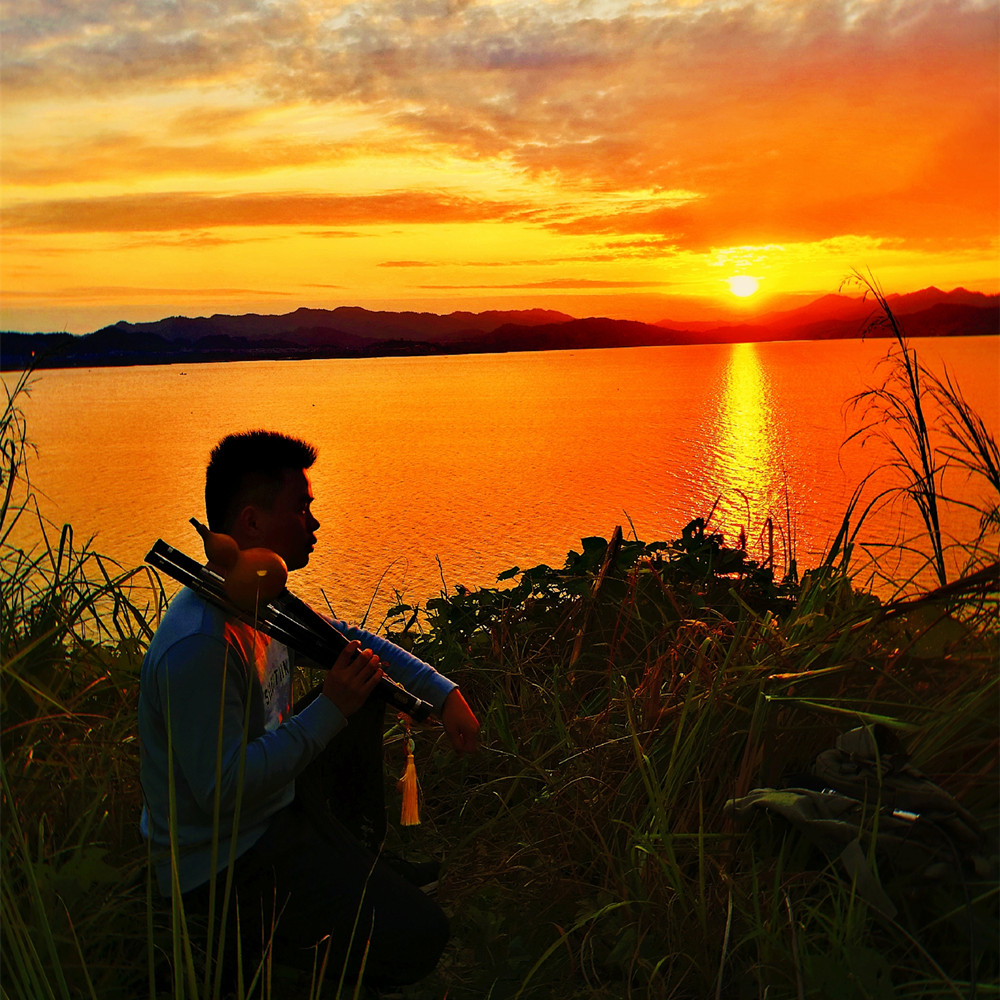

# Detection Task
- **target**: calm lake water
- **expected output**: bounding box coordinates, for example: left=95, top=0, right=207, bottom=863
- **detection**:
left=6, top=337, right=998, bottom=623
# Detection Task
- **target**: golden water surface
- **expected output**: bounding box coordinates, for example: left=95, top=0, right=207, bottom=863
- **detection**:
left=7, top=337, right=998, bottom=623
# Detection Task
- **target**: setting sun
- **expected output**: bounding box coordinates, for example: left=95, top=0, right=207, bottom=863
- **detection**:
left=728, top=276, right=760, bottom=298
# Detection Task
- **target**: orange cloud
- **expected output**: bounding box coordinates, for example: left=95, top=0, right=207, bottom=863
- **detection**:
left=419, top=278, right=667, bottom=290
left=1, top=132, right=361, bottom=186
left=2, top=191, right=531, bottom=234
left=1, top=0, right=308, bottom=97
left=0, top=284, right=299, bottom=301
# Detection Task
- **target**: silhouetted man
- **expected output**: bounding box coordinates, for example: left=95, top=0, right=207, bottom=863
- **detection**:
left=139, top=430, right=479, bottom=990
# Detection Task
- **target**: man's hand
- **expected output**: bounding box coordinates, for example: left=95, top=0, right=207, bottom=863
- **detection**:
left=440, top=688, right=480, bottom=757
left=322, top=640, right=383, bottom=717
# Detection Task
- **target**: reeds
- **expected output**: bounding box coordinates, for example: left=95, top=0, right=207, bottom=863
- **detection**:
left=384, top=521, right=997, bottom=999
left=1, top=372, right=163, bottom=998
left=1, top=294, right=997, bottom=1000
left=843, top=270, right=1000, bottom=595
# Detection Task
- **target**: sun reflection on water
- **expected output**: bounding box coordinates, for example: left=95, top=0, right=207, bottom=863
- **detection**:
left=706, top=342, right=788, bottom=561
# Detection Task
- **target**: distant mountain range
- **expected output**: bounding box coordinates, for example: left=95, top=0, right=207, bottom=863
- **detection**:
left=2, top=287, right=996, bottom=371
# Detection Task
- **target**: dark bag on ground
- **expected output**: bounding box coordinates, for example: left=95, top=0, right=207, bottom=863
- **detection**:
left=725, top=724, right=992, bottom=916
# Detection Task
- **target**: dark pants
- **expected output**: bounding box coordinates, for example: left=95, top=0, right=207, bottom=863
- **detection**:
left=183, top=694, right=449, bottom=989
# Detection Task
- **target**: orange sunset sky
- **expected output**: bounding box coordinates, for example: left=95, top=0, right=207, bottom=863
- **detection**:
left=1, top=0, right=998, bottom=334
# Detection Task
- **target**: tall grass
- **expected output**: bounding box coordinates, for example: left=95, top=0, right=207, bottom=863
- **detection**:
left=2, top=291, right=997, bottom=999
left=842, top=270, right=1000, bottom=595
left=1, top=372, right=163, bottom=999
left=386, top=521, right=996, bottom=999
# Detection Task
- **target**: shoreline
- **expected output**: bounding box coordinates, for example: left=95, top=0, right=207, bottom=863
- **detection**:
left=4, top=325, right=997, bottom=374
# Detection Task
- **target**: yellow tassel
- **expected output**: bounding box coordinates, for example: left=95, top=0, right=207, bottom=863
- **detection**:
left=397, top=734, right=420, bottom=826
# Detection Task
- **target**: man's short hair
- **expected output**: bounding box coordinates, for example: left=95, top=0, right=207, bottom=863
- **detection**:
left=205, top=430, right=317, bottom=531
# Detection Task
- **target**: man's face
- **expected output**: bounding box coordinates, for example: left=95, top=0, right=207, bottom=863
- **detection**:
left=253, top=468, right=320, bottom=571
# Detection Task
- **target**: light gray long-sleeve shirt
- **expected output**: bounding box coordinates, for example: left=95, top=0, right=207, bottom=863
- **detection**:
left=138, top=586, right=455, bottom=896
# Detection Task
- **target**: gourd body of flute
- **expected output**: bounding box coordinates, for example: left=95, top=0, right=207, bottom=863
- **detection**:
left=190, top=518, right=288, bottom=610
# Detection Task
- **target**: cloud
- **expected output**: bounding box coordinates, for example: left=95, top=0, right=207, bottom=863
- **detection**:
left=0, top=284, right=298, bottom=301
left=1, top=190, right=531, bottom=233
left=418, top=278, right=669, bottom=289
left=3, top=0, right=996, bottom=252
left=1, top=0, right=310, bottom=96
left=114, top=231, right=278, bottom=249
left=374, top=242, right=689, bottom=268
left=311, top=230, right=368, bottom=239
left=255, top=3, right=997, bottom=163
left=0, top=131, right=361, bottom=186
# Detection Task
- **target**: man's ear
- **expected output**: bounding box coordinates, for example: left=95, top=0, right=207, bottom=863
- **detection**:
left=231, top=503, right=265, bottom=545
